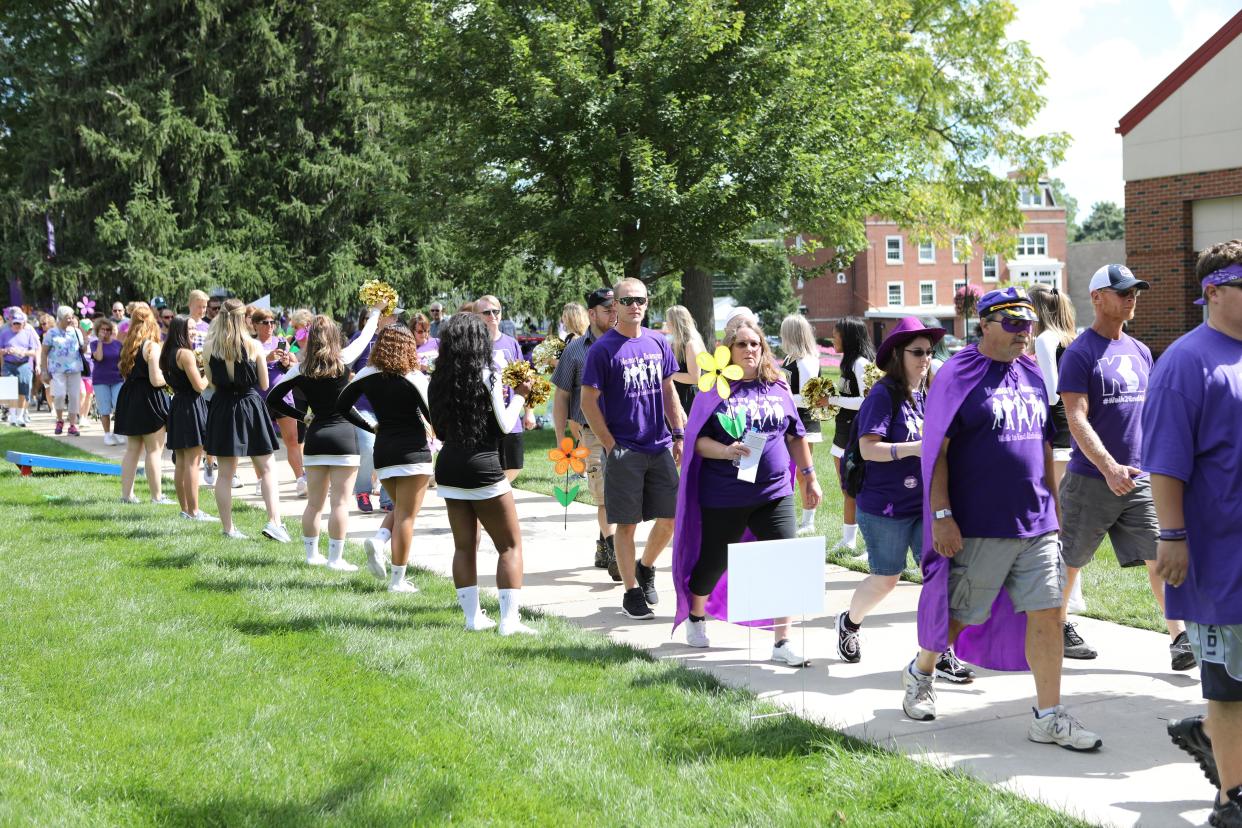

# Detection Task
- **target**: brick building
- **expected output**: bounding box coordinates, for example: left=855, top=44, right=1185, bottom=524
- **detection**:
left=1119, top=8, right=1242, bottom=353
left=787, top=183, right=1067, bottom=345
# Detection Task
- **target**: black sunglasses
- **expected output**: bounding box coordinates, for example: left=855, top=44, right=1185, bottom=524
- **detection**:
left=478, top=308, right=501, bottom=317
left=904, top=347, right=934, bottom=358
left=617, top=296, right=648, bottom=307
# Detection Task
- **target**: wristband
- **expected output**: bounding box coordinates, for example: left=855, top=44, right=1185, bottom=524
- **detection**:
left=799, top=466, right=815, bottom=477
left=890, top=444, right=899, bottom=461
left=1158, top=528, right=1188, bottom=541
left=670, top=430, right=684, bottom=440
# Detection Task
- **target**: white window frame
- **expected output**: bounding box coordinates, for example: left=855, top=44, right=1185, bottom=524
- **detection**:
left=886, top=281, right=904, bottom=306
left=951, top=236, right=969, bottom=264
left=885, top=235, right=903, bottom=264
left=953, top=279, right=967, bottom=298
left=919, top=281, right=936, bottom=306
left=982, top=254, right=998, bottom=281
left=917, top=239, right=935, bottom=264
left=1019, top=188, right=1043, bottom=207
left=1015, top=234, right=1047, bottom=257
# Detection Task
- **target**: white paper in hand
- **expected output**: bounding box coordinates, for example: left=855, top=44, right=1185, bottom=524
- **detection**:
left=736, top=430, right=767, bottom=483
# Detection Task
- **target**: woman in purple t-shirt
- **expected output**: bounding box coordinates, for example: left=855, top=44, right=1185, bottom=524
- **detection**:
left=91, top=317, right=125, bottom=444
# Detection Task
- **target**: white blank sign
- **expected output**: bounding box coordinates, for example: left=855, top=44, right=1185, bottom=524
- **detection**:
left=0, top=376, right=17, bottom=403
left=727, top=536, right=826, bottom=623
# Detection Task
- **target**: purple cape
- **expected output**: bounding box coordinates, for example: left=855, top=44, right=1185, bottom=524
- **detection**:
left=917, top=345, right=1032, bottom=671
left=671, top=381, right=799, bottom=631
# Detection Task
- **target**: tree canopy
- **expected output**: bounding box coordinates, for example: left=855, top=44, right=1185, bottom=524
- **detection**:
left=1077, top=201, right=1125, bottom=243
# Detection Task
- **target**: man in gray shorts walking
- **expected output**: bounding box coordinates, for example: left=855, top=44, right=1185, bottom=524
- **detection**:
left=903, top=287, right=1101, bottom=751
left=1056, top=263, right=1193, bottom=668
left=581, top=277, right=686, bottom=620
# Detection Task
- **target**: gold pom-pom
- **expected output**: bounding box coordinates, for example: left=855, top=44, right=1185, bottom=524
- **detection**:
left=358, top=279, right=399, bottom=316
left=526, top=376, right=552, bottom=408
left=862, top=361, right=885, bottom=392
left=501, top=360, right=550, bottom=407
left=531, top=335, right=566, bottom=374
left=801, top=376, right=839, bottom=421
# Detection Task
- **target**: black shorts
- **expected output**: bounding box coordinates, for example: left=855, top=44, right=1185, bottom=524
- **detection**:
left=499, top=432, right=525, bottom=470
left=603, top=446, right=678, bottom=525
left=832, top=410, right=856, bottom=450
left=1188, top=623, right=1242, bottom=702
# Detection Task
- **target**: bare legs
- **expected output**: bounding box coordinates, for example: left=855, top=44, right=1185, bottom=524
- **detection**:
left=215, top=453, right=280, bottom=533
left=447, top=495, right=524, bottom=589
left=275, top=416, right=304, bottom=480
left=301, top=466, right=359, bottom=539
left=173, top=446, right=203, bottom=514
left=121, top=429, right=166, bottom=501
left=386, top=475, right=431, bottom=567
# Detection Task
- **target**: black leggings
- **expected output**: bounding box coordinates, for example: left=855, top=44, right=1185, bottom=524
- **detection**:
left=690, top=495, right=797, bottom=596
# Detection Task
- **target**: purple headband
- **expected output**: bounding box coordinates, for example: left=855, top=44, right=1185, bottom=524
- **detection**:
left=1194, top=262, right=1242, bottom=305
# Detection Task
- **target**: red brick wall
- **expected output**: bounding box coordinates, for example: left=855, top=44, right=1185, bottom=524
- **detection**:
left=1125, top=167, right=1242, bottom=352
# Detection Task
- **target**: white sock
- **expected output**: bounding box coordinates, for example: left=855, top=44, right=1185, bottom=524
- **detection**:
left=327, top=538, right=345, bottom=563
left=801, top=508, right=816, bottom=527
left=390, top=564, right=407, bottom=587
left=909, top=660, right=931, bottom=679
left=457, top=585, right=481, bottom=621
left=1034, top=705, right=1057, bottom=718
left=302, top=535, right=320, bottom=561
left=841, top=523, right=858, bottom=548
left=374, top=527, right=391, bottom=543
left=498, top=588, right=520, bottom=625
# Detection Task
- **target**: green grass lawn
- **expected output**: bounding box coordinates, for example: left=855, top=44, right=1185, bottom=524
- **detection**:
left=0, top=428, right=1082, bottom=826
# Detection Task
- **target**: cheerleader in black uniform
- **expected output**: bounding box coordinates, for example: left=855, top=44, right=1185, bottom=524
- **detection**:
left=780, top=313, right=824, bottom=534
left=336, top=325, right=431, bottom=592
left=160, top=315, right=214, bottom=521
left=114, top=302, right=171, bottom=504
left=267, top=308, right=381, bottom=569
left=203, top=299, right=289, bottom=542
left=827, top=316, right=874, bottom=554
left=429, top=313, right=536, bottom=635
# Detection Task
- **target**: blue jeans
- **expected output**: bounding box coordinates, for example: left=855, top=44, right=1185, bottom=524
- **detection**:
left=353, top=412, right=392, bottom=508
left=856, top=510, right=922, bottom=576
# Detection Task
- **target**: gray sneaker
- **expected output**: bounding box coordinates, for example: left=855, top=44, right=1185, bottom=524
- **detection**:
left=901, top=663, right=936, bottom=721
left=1063, top=622, right=1097, bottom=659
left=1028, top=705, right=1102, bottom=751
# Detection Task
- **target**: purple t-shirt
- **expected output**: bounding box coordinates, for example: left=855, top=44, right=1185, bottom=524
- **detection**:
left=946, top=359, right=1058, bottom=538
left=1, top=326, right=40, bottom=367
left=698, top=380, right=804, bottom=508
left=856, top=382, right=925, bottom=519
left=260, top=336, right=295, bottom=408
left=1141, top=323, right=1242, bottom=625
left=1058, top=328, right=1152, bottom=479
left=492, top=333, right=524, bottom=434
left=91, top=339, right=123, bottom=385
left=417, top=337, right=439, bottom=370
left=582, top=327, right=678, bottom=454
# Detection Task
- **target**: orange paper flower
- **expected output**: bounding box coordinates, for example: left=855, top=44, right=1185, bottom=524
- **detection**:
left=547, top=437, right=589, bottom=475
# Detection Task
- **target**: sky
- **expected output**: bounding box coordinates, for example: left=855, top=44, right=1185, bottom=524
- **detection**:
left=1012, top=0, right=1239, bottom=214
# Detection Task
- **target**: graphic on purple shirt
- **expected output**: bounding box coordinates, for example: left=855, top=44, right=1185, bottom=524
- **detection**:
left=1058, top=328, right=1151, bottom=479
left=260, top=336, right=295, bottom=409
left=582, top=327, right=678, bottom=454
left=946, top=359, right=1057, bottom=538
left=492, top=333, right=524, bottom=434
left=417, top=338, right=439, bottom=371
left=1141, top=323, right=1242, bottom=626
left=0, top=325, right=40, bottom=367
left=91, top=339, right=123, bottom=385
left=698, top=380, right=804, bottom=508
left=856, top=383, right=925, bottom=519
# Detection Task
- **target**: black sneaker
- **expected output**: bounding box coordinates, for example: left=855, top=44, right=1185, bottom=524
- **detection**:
left=934, top=648, right=976, bottom=683
left=1212, top=787, right=1242, bottom=828
left=1170, top=630, right=1197, bottom=671
left=1063, top=622, right=1097, bottom=659
left=635, top=561, right=658, bottom=606
left=621, top=587, right=654, bottom=620
left=834, top=611, right=860, bottom=663
left=605, top=537, right=621, bottom=583
left=594, top=536, right=608, bottom=569
left=1168, top=715, right=1219, bottom=789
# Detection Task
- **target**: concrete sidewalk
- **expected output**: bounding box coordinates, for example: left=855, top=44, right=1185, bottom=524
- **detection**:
left=17, top=415, right=1215, bottom=827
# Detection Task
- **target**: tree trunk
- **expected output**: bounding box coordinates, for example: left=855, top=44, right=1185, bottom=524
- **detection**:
left=680, top=266, right=716, bottom=348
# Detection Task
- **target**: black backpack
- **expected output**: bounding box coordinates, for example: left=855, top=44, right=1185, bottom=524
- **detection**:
left=841, top=378, right=904, bottom=498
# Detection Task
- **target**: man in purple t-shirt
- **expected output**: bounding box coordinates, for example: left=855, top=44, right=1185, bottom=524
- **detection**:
left=2, top=310, right=41, bottom=426
left=904, top=287, right=1102, bottom=751
left=1056, top=263, right=1193, bottom=669
left=581, top=277, right=686, bottom=620
left=1144, top=241, right=1242, bottom=825
left=476, top=294, right=534, bottom=482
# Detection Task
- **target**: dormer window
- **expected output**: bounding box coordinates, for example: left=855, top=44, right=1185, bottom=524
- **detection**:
left=1019, top=182, right=1057, bottom=208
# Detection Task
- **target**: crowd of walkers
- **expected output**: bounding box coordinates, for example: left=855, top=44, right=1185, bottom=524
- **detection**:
left=3, top=243, right=1241, bottom=824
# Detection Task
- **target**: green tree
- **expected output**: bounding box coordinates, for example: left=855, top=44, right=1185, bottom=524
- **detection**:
left=731, top=249, right=798, bottom=333
left=1078, top=201, right=1125, bottom=242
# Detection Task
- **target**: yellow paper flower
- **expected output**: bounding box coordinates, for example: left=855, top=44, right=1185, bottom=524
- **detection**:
left=547, top=437, right=590, bottom=475
left=696, top=345, right=744, bottom=399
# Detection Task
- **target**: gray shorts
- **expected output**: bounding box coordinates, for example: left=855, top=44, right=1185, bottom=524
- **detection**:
left=1059, top=471, right=1157, bottom=569
left=603, top=445, right=678, bottom=525
left=1186, top=623, right=1242, bottom=702
left=949, top=533, right=1065, bottom=625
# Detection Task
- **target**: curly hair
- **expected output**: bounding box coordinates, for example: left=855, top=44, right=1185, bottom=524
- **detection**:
left=369, top=325, right=420, bottom=374
left=429, top=313, right=494, bottom=449
left=120, top=303, right=161, bottom=377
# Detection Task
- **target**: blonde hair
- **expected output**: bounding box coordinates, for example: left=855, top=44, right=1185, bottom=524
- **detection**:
left=612, top=277, right=646, bottom=297
left=300, top=315, right=345, bottom=380
left=119, top=303, right=161, bottom=377
left=779, top=314, right=817, bottom=360
left=1027, top=284, right=1076, bottom=349
left=722, top=320, right=783, bottom=384
left=561, top=303, right=589, bottom=338
left=289, top=308, right=313, bottom=330
left=188, top=289, right=209, bottom=305
left=475, top=294, right=501, bottom=309
left=204, top=298, right=258, bottom=383
left=663, top=305, right=705, bottom=360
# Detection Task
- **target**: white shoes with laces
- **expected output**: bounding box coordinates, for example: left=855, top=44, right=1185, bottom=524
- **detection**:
left=1028, top=705, right=1102, bottom=751
left=685, top=619, right=710, bottom=648
left=262, top=522, right=291, bottom=543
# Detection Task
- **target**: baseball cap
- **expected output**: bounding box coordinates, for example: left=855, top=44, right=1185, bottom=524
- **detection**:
left=9, top=309, right=27, bottom=323
left=976, top=286, right=1037, bottom=321
left=1089, top=263, right=1149, bottom=293
left=585, top=288, right=615, bottom=309
left=1193, top=262, right=1242, bottom=305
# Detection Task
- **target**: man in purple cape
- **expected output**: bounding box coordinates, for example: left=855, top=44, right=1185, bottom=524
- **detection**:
left=903, top=286, right=1103, bottom=752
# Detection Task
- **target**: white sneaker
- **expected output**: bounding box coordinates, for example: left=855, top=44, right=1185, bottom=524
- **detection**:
left=222, top=528, right=248, bottom=540
left=499, top=618, right=539, bottom=636
left=191, top=511, right=219, bottom=522
left=119, top=495, right=141, bottom=504
left=253, top=481, right=261, bottom=497
left=151, top=496, right=175, bottom=505
left=388, top=578, right=419, bottom=593
left=326, top=558, right=358, bottom=573
left=1028, top=705, right=1102, bottom=751
left=306, top=553, right=329, bottom=566
left=101, top=431, right=114, bottom=445
left=295, top=476, right=308, bottom=497
left=231, top=475, right=243, bottom=489
left=180, top=511, right=195, bottom=520
left=796, top=522, right=817, bottom=537
left=685, top=619, right=710, bottom=648
left=465, top=610, right=497, bottom=632
left=262, top=522, right=291, bottom=543
left=902, top=663, right=937, bottom=721
left=771, top=640, right=810, bottom=667
left=202, top=466, right=215, bottom=486
left=364, top=537, right=389, bottom=579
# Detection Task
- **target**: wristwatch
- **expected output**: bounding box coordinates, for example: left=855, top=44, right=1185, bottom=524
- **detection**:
left=933, top=508, right=953, bottom=520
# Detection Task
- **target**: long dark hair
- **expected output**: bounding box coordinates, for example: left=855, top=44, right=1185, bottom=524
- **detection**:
left=429, top=313, right=495, bottom=448
left=882, top=334, right=934, bottom=404
left=835, top=316, right=874, bottom=394
left=159, top=315, right=192, bottom=375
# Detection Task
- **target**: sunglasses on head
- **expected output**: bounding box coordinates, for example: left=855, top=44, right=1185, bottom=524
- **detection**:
left=478, top=308, right=501, bottom=317
left=904, top=347, right=934, bottom=358
left=988, top=316, right=1033, bottom=333
left=617, top=296, right=647, bottom=307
